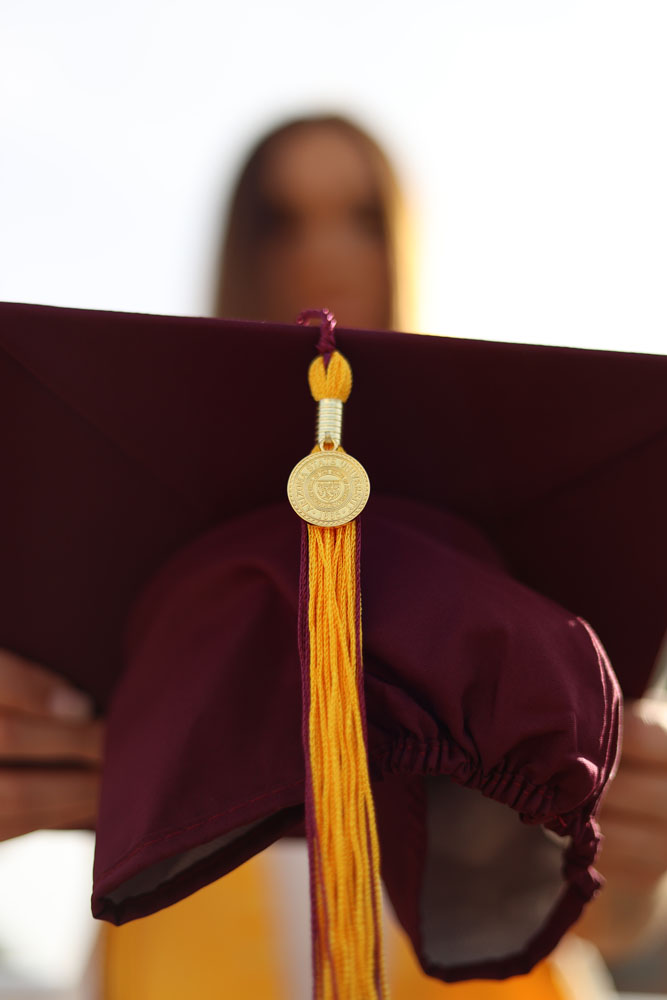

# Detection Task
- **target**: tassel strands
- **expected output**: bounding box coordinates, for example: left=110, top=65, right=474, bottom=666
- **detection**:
left=306, top=519, right=386, bottom=999
left=289, top=309, right=388, bottom=1000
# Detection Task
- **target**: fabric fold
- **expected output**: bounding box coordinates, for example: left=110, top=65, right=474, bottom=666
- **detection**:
left=92, top=494, right=621, bottom=982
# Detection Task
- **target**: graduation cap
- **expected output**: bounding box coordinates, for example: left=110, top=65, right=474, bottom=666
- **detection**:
left=2, top=299, right=665, bottom=989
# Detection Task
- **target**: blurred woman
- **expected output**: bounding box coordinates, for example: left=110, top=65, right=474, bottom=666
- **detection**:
left=99, top=110, right=667, bottom=1000
left=99, top=111, right=580, bottom=1000
left=2, top=111, right=666, bottom=999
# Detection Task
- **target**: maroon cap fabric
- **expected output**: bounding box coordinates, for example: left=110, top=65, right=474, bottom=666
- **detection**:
left=2, top=299, right=665, bottom=979
left=92, top=495, right=620, bottom=981
left=1, top=300, right=665, bottom=703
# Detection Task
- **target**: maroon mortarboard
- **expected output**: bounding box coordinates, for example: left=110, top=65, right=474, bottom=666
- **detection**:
left=0, top=299, right=663, bottom=984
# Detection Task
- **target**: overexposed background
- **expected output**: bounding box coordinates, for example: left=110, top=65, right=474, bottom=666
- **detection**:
left=1, top=0, right=666, bottom=352
left=0, top=1, right=666, bottom=994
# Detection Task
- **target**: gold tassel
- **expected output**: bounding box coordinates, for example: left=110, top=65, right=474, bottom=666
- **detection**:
left=289, top=340, right=388, bottom=999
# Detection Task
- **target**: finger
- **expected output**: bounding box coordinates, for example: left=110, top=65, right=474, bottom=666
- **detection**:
left=620, top=698, right=667, bottom=770
left=55, top=814, right=98, bottom=832
left=0, top=649, right=95, bottom=721
left=601, top=862, right=666, bottom=892
left=0, top=711, right=105, bottom=764
left=0, top=803, right=99, bottom=842
left=0, top=769, right=100, bottom=841
left=600, top=766, right=667, bottom=826
left=596, top=812, right=667, bottom=887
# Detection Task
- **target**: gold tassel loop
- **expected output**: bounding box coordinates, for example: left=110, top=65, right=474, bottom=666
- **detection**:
left=308, top=351, right=353, bottom=402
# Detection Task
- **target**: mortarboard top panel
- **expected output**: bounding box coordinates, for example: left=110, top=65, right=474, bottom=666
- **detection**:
left=1, top=299, right=665, bottom=699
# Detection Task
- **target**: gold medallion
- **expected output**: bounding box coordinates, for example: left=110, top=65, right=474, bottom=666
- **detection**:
left=287, top=450, right=370, bottom=526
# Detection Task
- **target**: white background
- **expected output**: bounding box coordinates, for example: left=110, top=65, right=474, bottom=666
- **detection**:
left=1, top=1, right=666, bottom=352
left=0, top=0, right=666, bottom=991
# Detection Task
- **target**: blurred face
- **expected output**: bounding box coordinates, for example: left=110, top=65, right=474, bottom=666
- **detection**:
left=254, top=126, right=391, bottom=329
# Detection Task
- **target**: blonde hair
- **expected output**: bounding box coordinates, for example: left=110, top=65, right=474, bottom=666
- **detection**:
left=212, top=113, right=417, bottom=331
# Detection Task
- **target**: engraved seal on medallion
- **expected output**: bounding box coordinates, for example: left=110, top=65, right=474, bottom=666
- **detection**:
left=287, top=450, right=370, bottom=526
